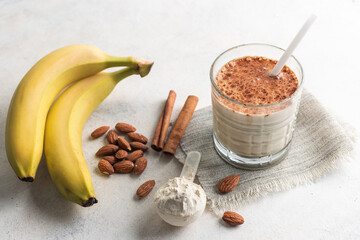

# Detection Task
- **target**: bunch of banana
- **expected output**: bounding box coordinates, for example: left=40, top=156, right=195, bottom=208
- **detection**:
left=5, top=44, right=153, bottom=206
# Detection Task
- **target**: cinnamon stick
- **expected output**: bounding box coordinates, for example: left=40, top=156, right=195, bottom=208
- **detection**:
left=151, top=108, right=164, bottom=151
left=151, top=90, right=177, bottom=151
left=159, top=90, right=177, bottom=148
left=163, top=95, right=199, bottom=155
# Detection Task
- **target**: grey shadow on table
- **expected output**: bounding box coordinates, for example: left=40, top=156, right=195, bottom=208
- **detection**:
left=28, top=154, right=77, bottom=221
left=0, top=154, right=76, bottom=222
left=134, top=202, right=183, bottom=239
left=0, top=157, right=32, bottom=207
left=158, top=152, right=175, bottom=165
left=0, top=99, right=74, bottom=221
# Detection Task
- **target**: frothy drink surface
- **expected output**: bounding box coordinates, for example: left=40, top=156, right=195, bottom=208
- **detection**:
left=216, top=56, right=298, bottom=105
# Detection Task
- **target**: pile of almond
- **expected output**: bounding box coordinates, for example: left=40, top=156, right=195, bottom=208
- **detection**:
left=91, top=123, right=149, bottom=176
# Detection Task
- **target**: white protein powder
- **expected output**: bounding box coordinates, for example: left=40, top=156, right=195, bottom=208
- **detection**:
left=153, top=177, right=206, bottom=226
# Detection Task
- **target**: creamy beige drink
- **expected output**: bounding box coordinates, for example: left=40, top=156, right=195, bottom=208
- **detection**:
left=210, top=44, right=304, bottom=169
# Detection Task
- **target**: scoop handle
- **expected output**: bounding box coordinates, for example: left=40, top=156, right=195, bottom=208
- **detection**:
left=180, top=151, right=201, bottom=182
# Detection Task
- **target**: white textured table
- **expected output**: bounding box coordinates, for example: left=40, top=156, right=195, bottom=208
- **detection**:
left=1, top=0, right=360, bottom=239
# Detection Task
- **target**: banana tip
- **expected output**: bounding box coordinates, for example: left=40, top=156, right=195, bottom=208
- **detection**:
left=82, top=197, right=98, bottom=207
left=19, top=176, right=34, bottom=182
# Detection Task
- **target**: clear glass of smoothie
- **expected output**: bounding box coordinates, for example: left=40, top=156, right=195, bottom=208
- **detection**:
left=210, top=43, right=304, bottom=170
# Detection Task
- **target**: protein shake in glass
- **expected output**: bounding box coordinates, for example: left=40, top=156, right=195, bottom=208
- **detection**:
left=210, top=43, right=304, bottom=169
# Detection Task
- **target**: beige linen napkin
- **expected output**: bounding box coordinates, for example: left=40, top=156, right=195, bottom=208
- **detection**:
left=174, top=90, right=356, bottom=214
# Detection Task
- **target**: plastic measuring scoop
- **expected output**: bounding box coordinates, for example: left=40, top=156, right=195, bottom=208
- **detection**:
left=180, top=151, right=202, bottom=182
left=153, top=151, right=206, bottom=227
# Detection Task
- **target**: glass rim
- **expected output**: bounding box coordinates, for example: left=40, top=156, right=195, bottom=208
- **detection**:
left=210, top=43, right=304, bottom=108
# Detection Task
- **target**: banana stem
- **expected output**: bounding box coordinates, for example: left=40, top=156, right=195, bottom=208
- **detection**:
left=106, top=56, right=154, bottom=78
left=105, top=56, right=138, bottom=68
left=110, top=68, right=138, bottom=82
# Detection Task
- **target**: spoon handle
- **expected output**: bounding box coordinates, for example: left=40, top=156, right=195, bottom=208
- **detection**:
left=180, top=151, right=201, bottom=182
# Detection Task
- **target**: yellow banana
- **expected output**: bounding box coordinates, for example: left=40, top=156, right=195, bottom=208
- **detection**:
left=6, top=44, right=149, bottom=181
left=44, top=64, right=153, bottom=207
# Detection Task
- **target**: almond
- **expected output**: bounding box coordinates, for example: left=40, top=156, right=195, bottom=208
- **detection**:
left=136, top=180, right=155, bottom=198
left=113, top=160, right=134, bottom=173
left=95, top=144, right=119, bottom=156
left=115, top=122, right=136, bottom=133
left=115, top=149, right=128, bottom=160
left=106, top=130, right=119, bottom=144
left=130, top=142, right=148, bottom=151
left=91, top=126, right=110, bottom=138
left=126, top=150, right=143, bottom=162
left=118, top=137, right=131, bottom=151
left=98, top=159, right=114, bottom=175
left=218, top=174, right=239, bottom=193
left=133, top=157, right=147, bottom=175
left=127, top=132, right=148, bottom=144
left=222, top=211, right=245, bottom=226
left=102, top=156, right=117, bottom=165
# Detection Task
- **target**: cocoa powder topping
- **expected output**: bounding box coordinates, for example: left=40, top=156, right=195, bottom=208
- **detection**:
left=215, top=56, right=298, bottom=105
